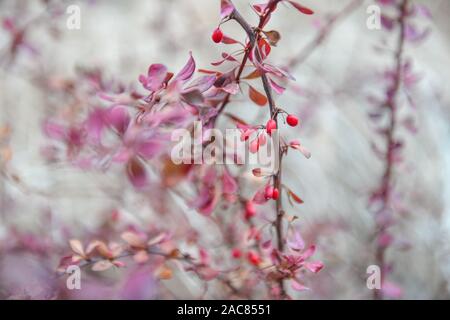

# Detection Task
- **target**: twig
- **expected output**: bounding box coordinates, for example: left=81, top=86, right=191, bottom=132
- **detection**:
left=230, top=0, right=287, bottom=297
left=373, top=0, right=408, bottom=300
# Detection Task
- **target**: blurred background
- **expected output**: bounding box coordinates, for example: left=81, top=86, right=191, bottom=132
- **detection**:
left=0, top=0, right=449, bottom=299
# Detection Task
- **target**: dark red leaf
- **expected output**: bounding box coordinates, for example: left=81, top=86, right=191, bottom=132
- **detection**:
left=287, top=1, right=314, bottom=15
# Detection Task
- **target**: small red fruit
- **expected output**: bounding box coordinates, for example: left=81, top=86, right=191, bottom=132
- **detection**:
left=266, top=119, right=277, bottom=135
left=211, top=27, right=223, bottom=43
left=245, top=200, right=256, bottom=220
left=232, top=248, right=242, bottom=259
left=272, top=187, right=279, bottom=200
left=249, top=138, right=260, bottom=154
left=247, top=251, right=261, bottom=266
left=264, top=185, right=274, bottom=200
left=286, top=114, right=299, bottom=127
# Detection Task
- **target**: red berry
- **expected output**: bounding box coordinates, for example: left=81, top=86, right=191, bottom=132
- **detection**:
left=211, top=28, right=223, bottom=43
left=245, top=200, right=256, bottom=220
left=266, top=119, right=277, bottom=135
left=247, top=251, right=261, bottom=266
left=286, top=114, right=299, bottom=127
left=249, top=138, right=260, bottom=154
left=272, top=187, right=279, bottom=200
left=264, top=185, right=274, bottom=200
left=232, top=248, right=242, bottom=259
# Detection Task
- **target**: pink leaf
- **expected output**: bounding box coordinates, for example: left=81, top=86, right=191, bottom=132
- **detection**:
left=211, top=52, right=239, bottom=66
left=305, top=261, right=324, bottom=273
left=139, top=64, right=167, bottom=91
left=222, top=169, right=238, bottom=194
left=269, top=77, right=285, bottom=95
left=113, top=147, right=133, bottom=163
left=291, top=279, right=309, bottom=291
left=287, top=231, right=305, bottom=251
left=121, top=231, right=146, bottom=248
left=221, top=35, right=242, bottom=45
left=220, top=0, right=235, bottom=18
left=147, top=232, right=167, bottom=247
left=302, top=245, right=316, bottom=260
left=113, top=260, right=126, bottom=268
left=92, top=260, right=114, bottom=272
left=85, top=108, right=106, bottom=145
left=106, top=106, right=130, bottom=135
left=175, top=52, right=196, bottom=81
left=221, top=83, right=240, bottom=94
left=287, top=1, right=314, bottom=15
left=249, top=138, right=260, bottom=154
left=290, top=140, right=311, bottom=159
left=69, top=239, right=85, bottom=257
left=184, top=75, right=216, bottom=93
left=198, top=191, right=220, bottom=216
left=252, top=3, right=269, bottom=15
left=136, top=140, right=163, bottom=159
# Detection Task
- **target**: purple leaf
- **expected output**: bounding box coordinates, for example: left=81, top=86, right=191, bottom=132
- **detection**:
left=222, top=169, right=238, bottom=194
left=85, top=108, right=106, bottom=145
left=106, top=106, right=130, bottom=135
left=184, top=75, right=216, bottom=93
left=175, top=52, right=196, bottom=81
left=269, top=77, right=285, bottom=94
left=139, top=64, right=168, bottom=91
left=291, top=279, right=309, bottom=291
left=221, top=82, right=240, bottom=95
left=287, top=231, right=305, bottom=251
left=286, top=1, right=314, bottom=15
left=305, top=261, right=324, bottom=273
left=220, top=0, right=235, bottom=18
left=136, top=139, right=163, bottom=159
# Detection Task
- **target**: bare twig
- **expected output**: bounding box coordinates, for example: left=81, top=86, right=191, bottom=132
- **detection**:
left=373, top=0, right=408, bottom=300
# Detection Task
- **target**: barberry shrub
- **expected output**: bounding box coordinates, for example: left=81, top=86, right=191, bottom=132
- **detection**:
left=39, top=0, right=323, bottom=299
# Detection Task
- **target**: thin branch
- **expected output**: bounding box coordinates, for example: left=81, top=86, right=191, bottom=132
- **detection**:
left=229, top=0, right=287, bottom=297
left=374, top=0, right=408, bottom=300
left=207, top=0, right=281, bottom=126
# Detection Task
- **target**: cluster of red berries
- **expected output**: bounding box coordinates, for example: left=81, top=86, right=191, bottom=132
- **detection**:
left=265, top=114, right=299, bottom=135
left=264, top=185, right=279, bottom=200
left=231, top=248, right=261, bottom=266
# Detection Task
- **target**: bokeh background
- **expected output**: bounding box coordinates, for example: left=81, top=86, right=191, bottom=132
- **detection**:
left=0, top=0, right=449, bottom=299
